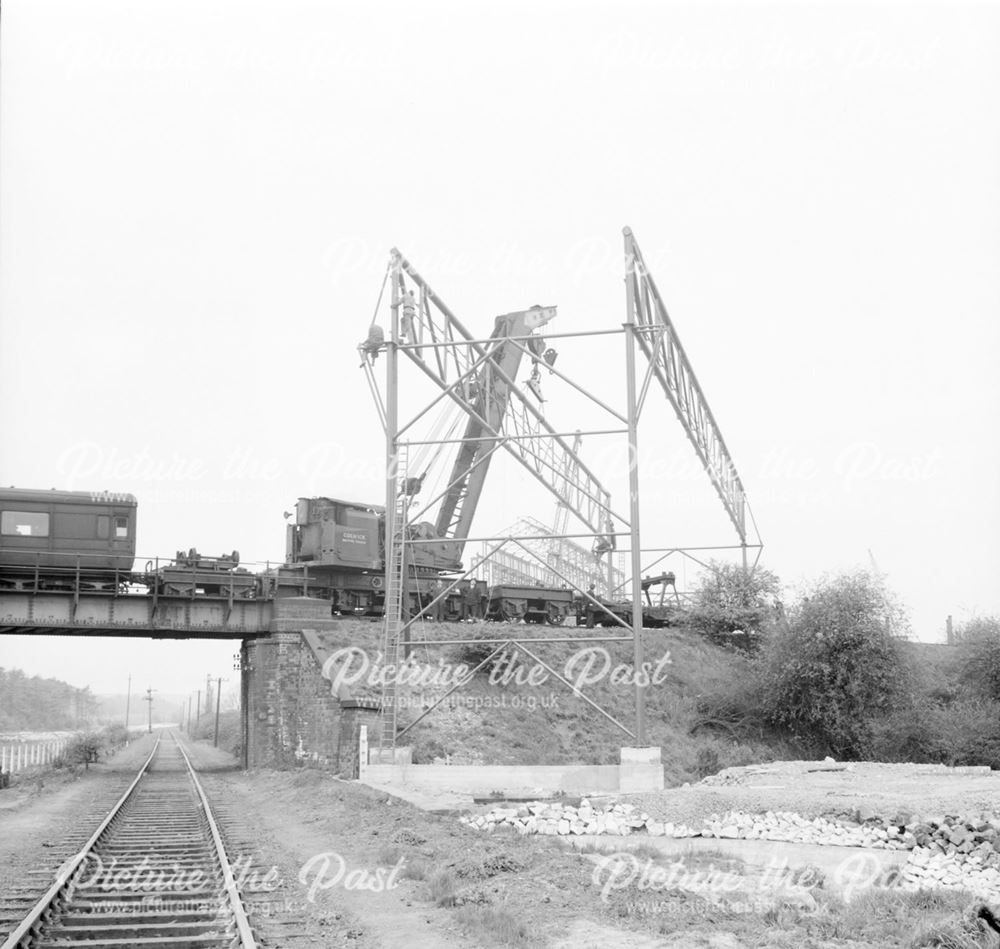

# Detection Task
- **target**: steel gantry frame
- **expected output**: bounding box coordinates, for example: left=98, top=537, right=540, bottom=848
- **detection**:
left=362, top=227, right=762, bottom=751
left=471, top=516, right=627, bottom=597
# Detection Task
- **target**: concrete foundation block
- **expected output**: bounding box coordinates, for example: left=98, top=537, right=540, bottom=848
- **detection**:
left=619, top=746, right=664, bottom=793
left=393, top=746, right=413, bottom=765
left=620, top=747, right=663, bottom=765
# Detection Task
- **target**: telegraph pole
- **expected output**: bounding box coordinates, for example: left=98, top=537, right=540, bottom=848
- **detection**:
left=205, top=674, right=212, bottom=717
left=186, top=696, right=192, bottom=732
left=144, top=688, right=156, bottom=734
left=124, top=674, right=132, bottom=731
left=195, top=689, right=201, bottom=727
left=213, top=676, right=227, bottom=747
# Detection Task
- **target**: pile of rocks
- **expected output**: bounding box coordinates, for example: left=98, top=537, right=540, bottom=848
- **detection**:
left=461, top=799, right=1000, bottom=900
left=459, top=799, right=701, bottom=837
left=903, top=845, right=1000, bottom=900
left=701, top=809, right=918, bottom=850
left=897, top=817, right=1000, bottom=900
left=460, top=800, right=924, bottom=847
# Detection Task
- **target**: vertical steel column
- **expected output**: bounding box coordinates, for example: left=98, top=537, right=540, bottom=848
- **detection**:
left=386, top=256, right=400, bottom=588
left=606, top=535, right=614, bottom=597
left=605, top=491, right=614, bottom=597
left=385, top=255, right=401, bottom=746
left=624, top=240, right=646, bottom=746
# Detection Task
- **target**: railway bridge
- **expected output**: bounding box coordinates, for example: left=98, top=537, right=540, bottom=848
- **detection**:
left=0, top=589, right=379, bottom=777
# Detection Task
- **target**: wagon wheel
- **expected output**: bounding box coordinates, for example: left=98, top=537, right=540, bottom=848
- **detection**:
left=546, top=605, right=565, bottom=626
left=497, top=601, right=522, bottom=623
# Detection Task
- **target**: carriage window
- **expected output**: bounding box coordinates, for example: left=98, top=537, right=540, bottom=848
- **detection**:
left=1, top=511, right=50, bottom=537
left=114, top=517, right=129, bottom=538
left=97, top=516, right=110, bottom=539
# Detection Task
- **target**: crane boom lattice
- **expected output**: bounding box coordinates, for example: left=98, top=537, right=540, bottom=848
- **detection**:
left=389, top=250, right=624, bottom=568
left=624, top=228, right=749, bottom=544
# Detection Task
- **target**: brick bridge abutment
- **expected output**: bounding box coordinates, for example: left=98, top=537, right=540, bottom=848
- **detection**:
left=240, top=597, right=379, bottom=775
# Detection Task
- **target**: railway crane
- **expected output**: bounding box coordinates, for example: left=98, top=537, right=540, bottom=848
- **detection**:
left=362, top=248, right=626, bottom=625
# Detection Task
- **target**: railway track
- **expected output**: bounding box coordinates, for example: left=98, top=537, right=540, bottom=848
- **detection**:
left=1, top=733, right=258, bottom=949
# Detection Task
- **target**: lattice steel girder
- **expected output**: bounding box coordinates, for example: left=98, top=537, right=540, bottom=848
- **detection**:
left=388, top=250, right=627, bottom=550
left=623, top=228, right=749, bottom=543
left=505, top=516, right=625, bottom=594
left=470, top=519, right=624, bottom=597
left=474, top=547, right=551, bottom=586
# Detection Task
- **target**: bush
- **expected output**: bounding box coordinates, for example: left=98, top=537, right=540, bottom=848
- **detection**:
left=454, top=906, right=534, bottom=948
left=56, top=733, right=102, bottom=769
left=188, top=710, right=242, bottom=758
left=101, top=724, right=132, bottom=752
left=686, top=561, right=782, bottom=649
left=694, top=745, right=720, bottom=778
left=50, top=724, right=135, bottom=771
left=755, top=570, right=910, bottom=758
left=958, top=616, right=1000, bottom=701
left=873, top=697, right=1000, bottom=768
left=452, top=639, right=519, bottom=678
left=428, top=868, right=458, bottom=907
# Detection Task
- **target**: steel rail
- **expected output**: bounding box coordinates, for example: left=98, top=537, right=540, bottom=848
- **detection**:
left=174, top=737, right=257, bottom=948
left=0, top=738, right=162, bottom=949
left=1, top=733, right=257, bottom=949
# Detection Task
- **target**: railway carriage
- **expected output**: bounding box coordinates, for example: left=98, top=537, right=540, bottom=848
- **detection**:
left=0, top=487, right=137, bottom=589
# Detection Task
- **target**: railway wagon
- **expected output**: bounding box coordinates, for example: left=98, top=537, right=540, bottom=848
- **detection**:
left=0, top=487, right=137, bottom=588
left=486, top=583, right=575, bottom=625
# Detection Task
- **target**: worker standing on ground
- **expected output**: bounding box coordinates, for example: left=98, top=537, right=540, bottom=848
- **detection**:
left=462, top=579, right=479, bottom=621
left=430, top=578, right=444, bottom=622
left=586, top=583, right=598, bottom=628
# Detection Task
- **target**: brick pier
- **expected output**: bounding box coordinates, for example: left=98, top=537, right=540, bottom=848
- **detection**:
left=241, top=597, right=380, bottom=774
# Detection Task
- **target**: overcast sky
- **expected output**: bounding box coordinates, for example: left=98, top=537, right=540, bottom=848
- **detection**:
left=1, top=1, right=998, bottom=695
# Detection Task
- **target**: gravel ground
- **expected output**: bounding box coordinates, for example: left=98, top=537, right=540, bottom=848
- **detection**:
left=5, top=747, right=995, bottom=947
left=620, top=760, right=1000, bottom=828
left=105, top=729, right=239, bottom=772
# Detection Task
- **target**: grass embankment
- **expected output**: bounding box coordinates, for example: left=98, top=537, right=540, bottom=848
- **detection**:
left=325, top=619, right=797, bottom=785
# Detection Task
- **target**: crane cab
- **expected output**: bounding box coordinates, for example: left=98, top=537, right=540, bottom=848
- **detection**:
left=286, top=497, right=382, bottom=570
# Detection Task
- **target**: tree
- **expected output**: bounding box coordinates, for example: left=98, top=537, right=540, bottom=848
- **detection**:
left=0, top=667, right=93, bottom=731
left=958, top=616, right=1000, bottom=701
left=686, top=561, right=782, bottom=649
left=756, top=570, right=910, bottom=758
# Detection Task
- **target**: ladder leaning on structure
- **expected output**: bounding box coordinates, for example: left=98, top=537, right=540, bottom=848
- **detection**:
left=378, top=444, right=410, bottom=754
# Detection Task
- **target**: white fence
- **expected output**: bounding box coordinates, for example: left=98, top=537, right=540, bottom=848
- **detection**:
left=0, top=739, right=69, bottom=775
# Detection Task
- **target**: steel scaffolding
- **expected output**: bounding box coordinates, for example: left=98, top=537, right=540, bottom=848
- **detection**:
left=362, top=227, right=762, bottom=749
